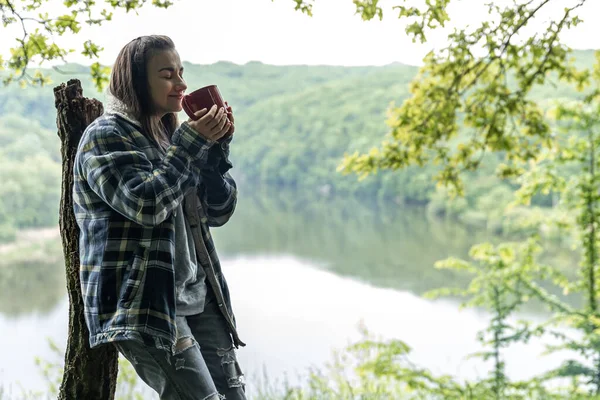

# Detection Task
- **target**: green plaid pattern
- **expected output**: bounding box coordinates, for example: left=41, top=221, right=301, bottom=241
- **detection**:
left=73, top=113, right=237, bottom=352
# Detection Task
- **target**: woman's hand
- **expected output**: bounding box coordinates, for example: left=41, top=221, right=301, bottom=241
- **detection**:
left=188, top=104, right=231, bottom=142
left=225, top=101, right=235, bottom=137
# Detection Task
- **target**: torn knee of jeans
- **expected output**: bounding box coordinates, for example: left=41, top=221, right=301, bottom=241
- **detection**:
left=218, top=345, right=245, bottom=388
left=174, top=336, right=196, bottom=356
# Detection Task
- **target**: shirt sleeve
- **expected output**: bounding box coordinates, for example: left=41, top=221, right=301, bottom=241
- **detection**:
left=198, top=135, right=237, bottom=227
left=77, top=121, right=217, bottom=227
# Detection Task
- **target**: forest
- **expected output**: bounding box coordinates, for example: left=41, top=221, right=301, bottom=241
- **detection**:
left=0, top=49, right=595, bottom=242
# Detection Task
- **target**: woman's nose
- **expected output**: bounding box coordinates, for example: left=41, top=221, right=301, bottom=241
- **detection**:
left=176, top=79, right=187, bottom=92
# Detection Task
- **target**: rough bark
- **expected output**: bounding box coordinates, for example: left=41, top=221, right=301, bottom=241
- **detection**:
left=54, top=79, right=118, bottom=400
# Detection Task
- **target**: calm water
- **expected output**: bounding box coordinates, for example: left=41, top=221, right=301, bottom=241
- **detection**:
left=0, top=187, right=580, bottom=398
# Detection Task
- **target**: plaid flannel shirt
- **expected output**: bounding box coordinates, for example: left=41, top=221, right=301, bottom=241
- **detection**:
left=73, top=111, right=238, bottom=353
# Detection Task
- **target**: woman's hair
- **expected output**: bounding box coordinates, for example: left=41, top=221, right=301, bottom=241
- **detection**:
left=109, top=35, right=178, bottom=150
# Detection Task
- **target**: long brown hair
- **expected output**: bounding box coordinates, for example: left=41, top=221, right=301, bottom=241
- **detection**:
left=109, top=35, right=179, bottom=150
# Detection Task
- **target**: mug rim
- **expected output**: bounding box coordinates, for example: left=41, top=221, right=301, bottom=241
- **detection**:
left=186, top=84, right=218, bottom=97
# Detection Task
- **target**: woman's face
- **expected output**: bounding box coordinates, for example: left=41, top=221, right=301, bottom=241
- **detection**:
left=146, top=49, right=187, bottom=117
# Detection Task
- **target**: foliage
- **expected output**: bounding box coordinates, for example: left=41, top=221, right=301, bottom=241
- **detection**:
left=335, top=0, right=595, bottom=197
left=508, top=72, right=600, bottom=395
left=314, top=11, right=600, bottom=399
left=0, top=0, right=178, bottom=90
left=260, top=69, right=600, bottom=397
left=0, top=52, right=595, bottom=241
left=0, top=114, right=61, bottom=238
left=0, top=338, right=155, bottom=400
left=282, top=1, right=600, bottom=398
left=253, top=330, right=412, bottom=399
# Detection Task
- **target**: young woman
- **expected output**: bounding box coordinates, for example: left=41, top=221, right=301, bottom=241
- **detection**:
left=73, top=35, right=246, bottom=400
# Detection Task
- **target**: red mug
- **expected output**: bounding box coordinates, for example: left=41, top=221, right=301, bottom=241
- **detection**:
left=182, top=85, right=230, bottom=122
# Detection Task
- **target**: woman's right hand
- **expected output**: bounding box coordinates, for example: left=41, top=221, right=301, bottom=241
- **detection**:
left=188, top=104, right=231, bottom=142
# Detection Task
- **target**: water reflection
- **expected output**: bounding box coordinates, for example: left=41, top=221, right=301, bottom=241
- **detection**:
left=214, top=187, right=489, bottom=293
left=214, top=187, right=580, bottom=297
left=0, top=240, right=65, bottom=317
left=0, top=187, right=581, bottom=318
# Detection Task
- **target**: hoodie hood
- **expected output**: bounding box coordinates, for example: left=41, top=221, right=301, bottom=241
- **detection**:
left=103, top=93, right=142, bottom=129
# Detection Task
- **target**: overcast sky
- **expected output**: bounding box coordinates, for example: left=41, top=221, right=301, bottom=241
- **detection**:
left=2, top=0, right=599, bottom=67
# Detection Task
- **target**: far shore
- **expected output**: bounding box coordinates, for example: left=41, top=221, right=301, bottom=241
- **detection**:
left=0, top=226, right=60, bottom=255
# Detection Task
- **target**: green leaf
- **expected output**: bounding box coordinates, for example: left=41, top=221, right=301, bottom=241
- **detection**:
left=82, top=40, right=103, bottom=59
left=90, top=61, right=111, bottom=91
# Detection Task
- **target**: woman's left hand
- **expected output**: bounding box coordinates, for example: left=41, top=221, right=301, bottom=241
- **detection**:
left=225, top=101, right=235, bottom=136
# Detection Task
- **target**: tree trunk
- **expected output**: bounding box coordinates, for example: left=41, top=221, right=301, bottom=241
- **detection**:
left=54, top=79, right=118, bottom=400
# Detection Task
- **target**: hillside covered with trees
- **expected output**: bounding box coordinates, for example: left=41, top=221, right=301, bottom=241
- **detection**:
left=0, top=51, right=594, bottom=241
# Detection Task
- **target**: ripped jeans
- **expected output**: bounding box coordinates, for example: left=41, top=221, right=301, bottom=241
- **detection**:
left=113, top=289, right=246, bottom=400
